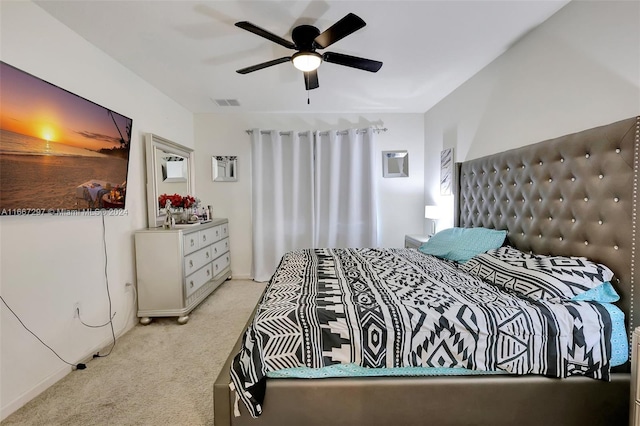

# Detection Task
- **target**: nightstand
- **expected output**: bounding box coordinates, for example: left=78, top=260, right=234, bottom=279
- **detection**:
left=405, top=234, right=430, bottom=249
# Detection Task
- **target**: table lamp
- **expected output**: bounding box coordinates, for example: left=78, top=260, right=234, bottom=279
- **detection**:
left=424, top=205, right=440, bottom=236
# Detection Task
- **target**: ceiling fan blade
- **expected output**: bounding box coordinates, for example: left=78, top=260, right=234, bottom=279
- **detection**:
left=323, top=52, right=382, bottom=72
left=304, top=70, right=319, bottom=90
left=313, top=13, right=366, bottom=49
left=236, top=57, right=291, bottom=74
left=235, top=21, right=296, bottom=50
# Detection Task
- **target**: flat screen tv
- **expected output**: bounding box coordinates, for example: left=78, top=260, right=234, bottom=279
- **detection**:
left=0, top=61, right=133, bottom=215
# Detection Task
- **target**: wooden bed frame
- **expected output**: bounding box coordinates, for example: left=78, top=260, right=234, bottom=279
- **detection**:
left=215, top=116, right=640, bottom=426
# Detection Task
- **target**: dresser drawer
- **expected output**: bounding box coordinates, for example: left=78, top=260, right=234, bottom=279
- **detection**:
left=185, top=263, right=213, bottom=298
left=200, top=227, right=217, bottom=245
left=183, top=232, right=200, bottom=255
left=135, top=219, right=231, bottom=325
left=184, top=246, right=212, bottom=276
left=204, top=225, right=227, bottom=244
left=211, top=238, right=229, bottom=258
left=213, top=252, right=230, bottom=278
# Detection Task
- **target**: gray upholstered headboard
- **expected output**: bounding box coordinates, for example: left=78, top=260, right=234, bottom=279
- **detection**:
left=455, top=116, right=640, bottom=347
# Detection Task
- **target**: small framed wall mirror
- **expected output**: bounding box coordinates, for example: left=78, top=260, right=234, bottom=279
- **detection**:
left=382, top=150, right=409, bottom=178
left=212, top=156, right=238, bottom=182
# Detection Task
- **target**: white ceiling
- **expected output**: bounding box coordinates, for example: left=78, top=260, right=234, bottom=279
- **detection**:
left=35, top=0, right=569, bottom=114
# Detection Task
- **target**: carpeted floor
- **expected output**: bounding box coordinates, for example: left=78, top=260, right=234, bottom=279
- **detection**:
left=1, top=279, right=265, bottom=426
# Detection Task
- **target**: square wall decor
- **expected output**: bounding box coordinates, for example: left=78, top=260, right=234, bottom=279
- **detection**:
left=382, top=150, right=408, bottom=178
left=212, top=156, right=238, bottom=182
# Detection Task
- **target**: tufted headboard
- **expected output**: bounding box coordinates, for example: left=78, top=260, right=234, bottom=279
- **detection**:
left=455, top=116, right=640, bottom=351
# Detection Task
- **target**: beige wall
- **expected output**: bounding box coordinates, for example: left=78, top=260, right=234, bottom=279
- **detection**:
left=3, top=0, right=639, bottom=419
left=423, top=0, right=640, bottom=231
left=194, top=113, right=426, bottom=278
left=0, top=1, right=194, bottom=419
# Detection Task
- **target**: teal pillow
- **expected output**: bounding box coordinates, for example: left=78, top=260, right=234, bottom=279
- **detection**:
left=418, top=227, right=507, bottom=263
left=571, top=282, right=620, bottom=303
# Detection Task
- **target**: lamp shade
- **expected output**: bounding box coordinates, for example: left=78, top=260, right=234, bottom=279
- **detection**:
left=424, top=205, right=440, bottom=219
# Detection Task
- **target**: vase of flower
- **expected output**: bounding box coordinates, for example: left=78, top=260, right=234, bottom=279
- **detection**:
left=179, top=208, right=188, bottom=224
left=169, top=207, right=186, bottom=224
left=158, top=194, right=201, bottom=227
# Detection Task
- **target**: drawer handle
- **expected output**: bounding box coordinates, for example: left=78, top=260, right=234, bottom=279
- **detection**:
left=189, top=260, right=193, bottom=267
left=214, top=247, right=218, bottom=254
left=225, top=242, right=228, bottom=248
left=203, top=235, right=207, bottom=242
left=216, top=230, right=219, bottom=236
left=207, top=269, right=211, bottom=276
left=190, top=239, right=195, bottom=247
left=215, top=264, right=219, bottom=270
left=206, top=252, right=210, bottom=258
left=190, top=281, right=194, bottom=288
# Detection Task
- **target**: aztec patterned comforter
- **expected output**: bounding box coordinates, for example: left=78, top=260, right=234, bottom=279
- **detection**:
left=230, top=248, right=612, bottom=417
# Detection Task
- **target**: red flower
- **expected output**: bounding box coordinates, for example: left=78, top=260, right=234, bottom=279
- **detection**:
left=158, top=194, right=198, bottom=209
left=159, top=193, right=184, bottom=208
left=183, top=195, right=197, bottom=208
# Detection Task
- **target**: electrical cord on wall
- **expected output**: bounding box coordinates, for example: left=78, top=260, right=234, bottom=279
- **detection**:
left=0, top=296, right=87, bottom=370
left=1, top=215, right=123, bottom=370
left=92, top=213, right=116, bottom=359
left=78, top=309, right=116, bottom=328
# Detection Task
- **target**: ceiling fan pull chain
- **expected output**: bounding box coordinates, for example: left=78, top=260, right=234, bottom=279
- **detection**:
left=307, top=90, right=310, bottom=105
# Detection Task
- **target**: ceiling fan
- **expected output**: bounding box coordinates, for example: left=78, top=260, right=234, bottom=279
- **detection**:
left=235, top=13, right=383, bottom=91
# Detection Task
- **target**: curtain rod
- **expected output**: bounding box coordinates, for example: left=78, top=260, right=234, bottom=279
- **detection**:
left=245, top=128, right=388, bottom=136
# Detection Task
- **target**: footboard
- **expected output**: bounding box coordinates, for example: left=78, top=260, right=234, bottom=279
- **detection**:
left=214, top=315, right=630, bottom=426
left=215, top=343, right=629, bottom=426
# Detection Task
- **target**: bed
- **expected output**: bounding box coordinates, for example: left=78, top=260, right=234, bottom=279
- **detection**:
left=215, top=116, right=640, bottom=426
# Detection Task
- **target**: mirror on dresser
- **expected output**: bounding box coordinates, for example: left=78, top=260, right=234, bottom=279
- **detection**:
left=145, top=133, right=195, bottom=227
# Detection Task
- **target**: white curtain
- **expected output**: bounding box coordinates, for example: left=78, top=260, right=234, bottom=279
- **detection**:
left=251, top=127, right=378, bottom=282
left=251, top=130, right=314, bottom=282
left=314, top=128, right=378, bottom=248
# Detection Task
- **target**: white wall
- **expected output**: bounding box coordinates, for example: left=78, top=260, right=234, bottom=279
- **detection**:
left=8, top=0, right=636, bottom=418
left=194, top=113, right=425, bottom=279
left=424, top=0, right=640, bottom=231
left=0, top=2, right=194, bottom=419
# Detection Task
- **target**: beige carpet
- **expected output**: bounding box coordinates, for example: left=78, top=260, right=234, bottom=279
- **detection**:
left=2, top=279, right=265, bottom=426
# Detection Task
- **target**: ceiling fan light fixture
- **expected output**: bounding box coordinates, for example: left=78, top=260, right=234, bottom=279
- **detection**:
left=292, top=51, right=322, bottom=72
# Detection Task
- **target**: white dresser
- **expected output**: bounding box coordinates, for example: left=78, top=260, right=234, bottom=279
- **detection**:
left=632, top=327, right=640, bottom=425
left=134, top=219, right=231, bottom=324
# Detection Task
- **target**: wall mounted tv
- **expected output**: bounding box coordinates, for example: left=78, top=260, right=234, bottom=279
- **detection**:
left=0, top=61, right=133, bottom=215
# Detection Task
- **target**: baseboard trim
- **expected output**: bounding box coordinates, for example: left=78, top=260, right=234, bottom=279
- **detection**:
left=1, top=316, right=136, bottom=421
left=0, top=364, right=70, bottom=421
left=231, top=273, right=252, bottom=280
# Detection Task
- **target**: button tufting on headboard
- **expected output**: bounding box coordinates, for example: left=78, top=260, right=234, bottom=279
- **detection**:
left=454, top=117, right=640, bottom=366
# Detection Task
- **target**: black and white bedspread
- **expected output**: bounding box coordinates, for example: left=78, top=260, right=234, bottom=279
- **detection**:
left=230, top=248, right=612, bottom=417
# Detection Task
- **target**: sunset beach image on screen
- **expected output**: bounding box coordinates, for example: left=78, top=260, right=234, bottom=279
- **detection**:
left=0, top=61, right=133, bottom=213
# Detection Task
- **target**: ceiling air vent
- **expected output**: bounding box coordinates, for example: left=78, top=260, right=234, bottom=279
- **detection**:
left=214, top=99, right=240, bottom=107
